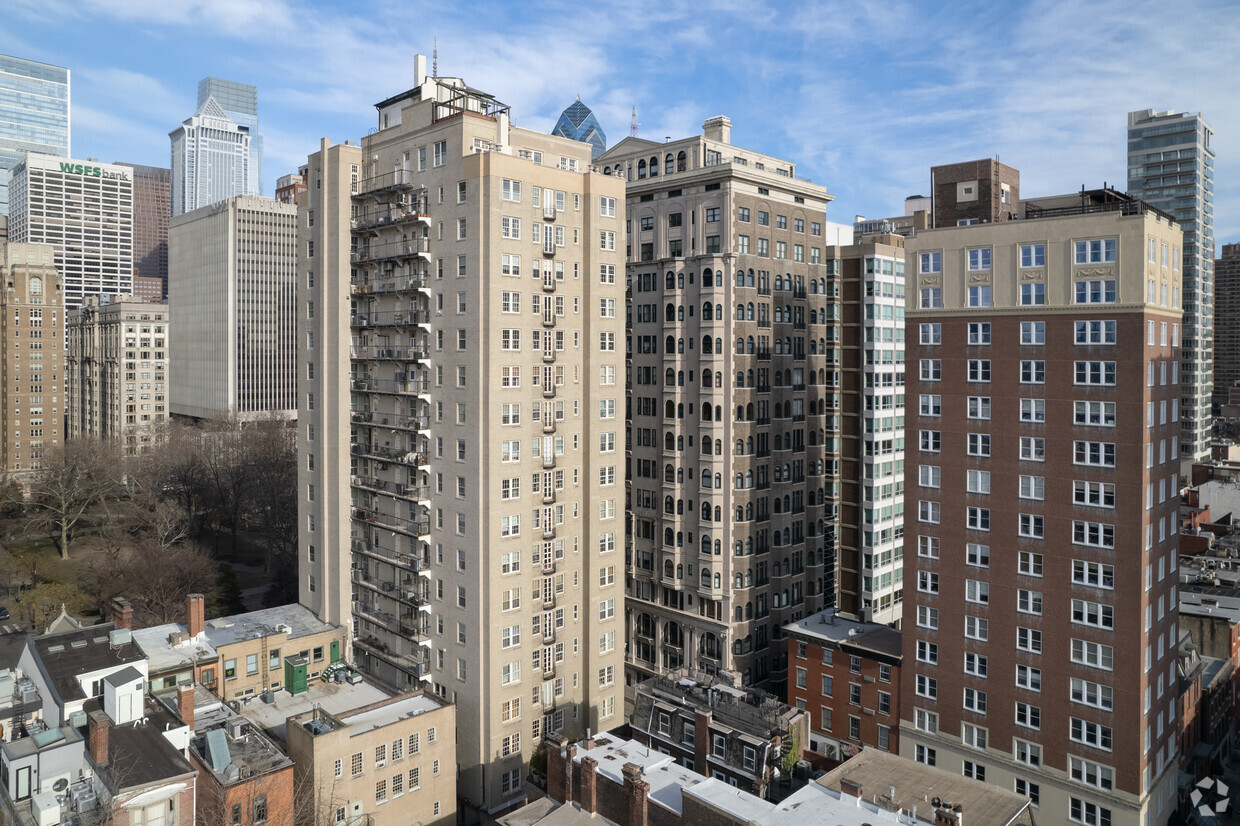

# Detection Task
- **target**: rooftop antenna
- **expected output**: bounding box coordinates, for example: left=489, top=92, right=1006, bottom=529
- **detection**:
left=630, top=106, right=639, bottom=138
left=433, top=39, right=438, bottom=76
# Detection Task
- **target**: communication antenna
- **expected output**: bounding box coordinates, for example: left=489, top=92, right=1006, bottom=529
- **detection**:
left=433, top=39, right=438, bottom=76
left=630, top=106, right=639, bottom=138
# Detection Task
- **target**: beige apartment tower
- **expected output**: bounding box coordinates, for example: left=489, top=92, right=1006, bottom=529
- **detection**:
left=0, top=240, right=64, bottom=475
left=66, top=296, right=168, bottom=454
left=901, top=185, right=1183, bottom=826
left=597, top=119, right=838, bottom=694
left=297, top=56, right=626, bottom=817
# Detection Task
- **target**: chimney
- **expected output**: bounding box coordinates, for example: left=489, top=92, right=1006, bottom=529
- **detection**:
left=623, top=763, right=649, bottom=826
left=703, top=116, right=732, bottom=145
left=414, top=53, right=427, bottom=87
left=188, top=593, right=205, bottom=639
left=580, top=756, right=599, bottom=814
left=176, top=684, right=195, bottom=729
left=88, top=710, right=110, bottom=765
left=549, top=740, right=575, bottom=805
left=584, top=728, right=595, bottom=750
left=840, top=777, right=863, bottom=798
left=111, top=598, right=133, bottom=630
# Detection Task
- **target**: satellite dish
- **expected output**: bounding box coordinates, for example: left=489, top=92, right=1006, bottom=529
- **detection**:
left=53, top=779, right=68, bottom=792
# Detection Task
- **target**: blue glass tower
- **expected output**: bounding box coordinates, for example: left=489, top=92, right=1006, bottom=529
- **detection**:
left=552, top=97, right=606, bottom=159
left=0, top=54, right=70, bottom=216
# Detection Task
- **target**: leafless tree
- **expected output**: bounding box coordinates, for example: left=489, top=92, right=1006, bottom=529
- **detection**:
left=22, top=440, right=123, bottom=559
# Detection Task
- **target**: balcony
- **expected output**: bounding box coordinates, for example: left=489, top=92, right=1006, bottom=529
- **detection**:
left=542, top=309, right=556, bottom=329
left=350, top=237, right=430, bottom=265
left=541, top=451, right=556, bottom=469
left=350, top=273, right=429, bottom=296
left=352, top=344, right=430, bottom=362
left=542, top=524, right=556, bottom=540
left=542, top=383, right=556, bottom=399
left=543, top=202, right=557, bottom=221
left=542, top=272, right=557, bottom=293
left=349, top=442, right=426, bottom=465
left=351, top=411, right=429, bottom=433
left=354, top=169, right=417, bottom=198
left=542, top=347, right=556, bottom=364
left=541, top=626, right=556, bottom=645
left=351, top=202, right=431, bottom=232
left=542, top=417, right=556, bottom=434
left=543, top=234, right=556, bottom=256
left=350, top=377, right=430, bottom=397
left=541, top=557, right=557, bottom=575
left=351, top=309, right=431, bottom=328
left=352, top=634, right=431, bottom=680
left=542, top=487, right=555, bottom=505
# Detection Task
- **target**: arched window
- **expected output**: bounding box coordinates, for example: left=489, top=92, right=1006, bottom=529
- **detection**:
left=666, top=303, right=675, bottom=322
left=714, top=505, right=722, bottom=522
left=664, top=558, right=673, bottom=576
left=677, top=370, right=685, bottom=387
left=665, top=153, right=675, bottom=175
left=736, top=439, right=744, bottom=455
left=703, top=369, right=713, bottom=387
left=678, top=338, right=685, bottom=354
left=746, top=336, right=755, bottom=354
left=638, top=159, right=647, bottom=179
left=714, top=573, right=722, bottom=588
left=746, top=302, right=755, bottom=321
left=665, top=368, right=675, bottom=386
left=715, top=473, right=722, bottom=489
left=649, top=156, right=659, bottom=176
left=665, top=432, right=674, bottom=450
left=736, top=304, right=745, bottom=321
left=703, top=268, right=714, bottom=287
left=677, top=150, right=687, bottom=172
left=702, top=337, right=713, bottom=355
left=700, top=569, right=710, bottom=587
left=666, top=271, right=675, bottom=290
left=665, top=335, right=675, bottom=353
left=665, top=399, right=675, bottom=418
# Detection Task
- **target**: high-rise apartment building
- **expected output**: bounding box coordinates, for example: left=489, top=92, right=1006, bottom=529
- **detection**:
left=0, top=240, right=63, bottom=476
left=168, top=195, right=296, bottom=421
left=170, top=93, right=256, bottom=217
left=297, top=56, right=626, bottom=816
left=837, top=232, right=908, bottom=624
left=901, top=179, right=1184, bottom=826
left=66, top=296, right=169, bottom=454
left=198, top=77, right=262, bottom=195
left=116, top=163, right=170, bottom=298
left=1215, top=244, right=1240, bottom=405
left=597, top=118, right=837, bottom=693
left=1127, top=109, right=1214, bottom=454
left=7, top=154, right=133, bottom=311
left=0, top=54, right=70, bottom=216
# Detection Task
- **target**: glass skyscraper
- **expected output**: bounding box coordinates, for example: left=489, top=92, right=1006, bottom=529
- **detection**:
left=1127, top=109, right=1215, bottom=460
left=552, top=97, right=607, bottom=159
left=0, top=54, right=70, bottom=216
left=197, top=77, right=262, bottom=193
left=170, top=86, right=258, bottom=216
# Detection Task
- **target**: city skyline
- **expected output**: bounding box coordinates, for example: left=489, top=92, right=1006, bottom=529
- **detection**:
left=2, top=0, right=1238, bottom=242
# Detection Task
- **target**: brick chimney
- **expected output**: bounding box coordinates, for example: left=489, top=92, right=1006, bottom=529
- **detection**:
left=695, top=709, right=711, bottom=768
left=88, top=710, right=110, bottom=765
left=111, top=598, right=133, bottom=630
left=623, top=762, right=649, bottom=826
left=176, top=683, right=195, bottom=729
left=548, top=739, right=575, bottom=805
left=840, top=777, right=863, bottom=798
left=188, top=593, right=205, bottom=638
left=580, top=756, right=598, bottom=814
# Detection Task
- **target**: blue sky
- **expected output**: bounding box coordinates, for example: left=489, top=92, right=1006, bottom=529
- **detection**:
left=6, top=0, right=1240, bottom=244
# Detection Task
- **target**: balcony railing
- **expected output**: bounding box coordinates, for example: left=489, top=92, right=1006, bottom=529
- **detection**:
left=350, top=377, right=430, bottom=396
left=352, top=309, right=431, bottom=328
left=351, top=237, right=430, bottom=264
left=352, top=344, right=430, bottom=362
left=354, top=169, right=417, bottom=197
left=350, top=273, right=429, bottom=296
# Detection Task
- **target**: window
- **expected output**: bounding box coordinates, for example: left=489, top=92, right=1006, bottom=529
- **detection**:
left=1020, top=399, right=1045, bottom=423
left=918, top=571, right=939, bottom=594
left=920, top=288, right=942, bottom=309
left=966, top=543, right=990, bottom=568
left=1075, top=320, right=1117, bottom=344
left=1017, top=627, right=1042, bottom=653
left=1020, top=283, right=1046, bottom=305
left=1074, top=401, right=1116, bottom=427
left=1020, top=243, right=1046, bottom=267
left=920, top=323, right=941, bottom=345
left=1074, top=239, right=1117, bottom=264
left=351, top=752, right=364, bottom=777
left=1073, top=520, right=1115, bottom=549
left=1075, top=279, right=1118, bottom=304
left=920, top=252, right=942, bottom=273
left=1018, top=552, right=1043, bottom=577
left=918, top=501, right=940, bottom=524
left=1070, top=718, right=1113, bottom=751
left=1072, top=600, right=1114, bottom=629
left=1073, top=481, right=1115, bottom=508
left=915, top=708, right=938, bottom=734
left=961, top=723, right=987, bottom=750
left=915, top=745, right=936, bottom=766
left=965, top=579, right=989, bottom=604
left=968, top=248, right=992, bottom=270
left=967, top=396, right=991, bottom=420
left=920, top=465, right=941, bottom=488
left=919, top=430, right=941, bottom=452
left=920, top=395, right=942, bottom=417
left=967, top=322, right=991, bottom=345
left=1017, top=589, right=1042, bottom=615
left=1074, top=441, right=1115, bottom=467
left=1019, top=475, right=1044, bottom=500
left=920, top=359, right=941, bottom=381
left=1071, top=639, right=1114, bottom=670
left=1020, top=360, right=1045, bottom=384
left=1020, top=321, right=1045, bottom=344
left=917, top=605, right=939, bottom=629
left=916, top=674, right=938, bottom=699
left=1074, top=361, right=1116, bottom=385
left=1016, top=664, right=1041, bottom=692
left=967, top=359, right=991, bottom=382
left=964, top=653, right=987, bottom=677
left=963, top=687, right=986, bottom=713
left=1018, top=514, right=1044, bottom=538
left=967, top=470, right=990, bottom=494
left=1071, top=678, right=1114, bottom=711
left=1070, top=757, right=1114, bottom=791
left=1020, top=437, right=1045, bottom=461
left=963, top=761, right=986, bottom=781
left=967, top=285, right=992, bottom=307
left=1014, top=738, right=1041, bottom=767
left=966, top=433, right=990, bottom=457
left=917, top=640, right=938, bottom=664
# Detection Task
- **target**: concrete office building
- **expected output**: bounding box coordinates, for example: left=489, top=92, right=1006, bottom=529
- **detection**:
left=597, top=119, right=837, bottom=694
left=170, top=94, right=256, bottom=217
left=169, top=195, right=296, bottom=421
left=902, top=176, right=1184, bottom=826
left=297, top=55, right=626, bottom=816
left=1127, top=110, right=1215, bottom=453
left=116, top=162, right=170, bottom=298
left=0, top=240, right=63, bottom=476
left=6, top=154, right=133, bottom=311
left=1213, top=244, right=1240, bottom=407
left=65, top=296, right=168, bottom=454
left=0, top=54, right=70, bottom=216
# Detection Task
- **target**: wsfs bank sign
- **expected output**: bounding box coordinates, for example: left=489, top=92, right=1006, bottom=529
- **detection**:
left=57, top=162, right=129, bottom=182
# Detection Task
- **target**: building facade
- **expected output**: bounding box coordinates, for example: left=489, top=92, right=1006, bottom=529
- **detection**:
left=286, top=693, right=456, bottom=826
left=0, top=54, right=69, bottom=216
left=168, top=194, right=296, bottom=421
left=1127, top=109, right=1215, bottom=454
left=116, top=163, right=170, bottom=298
left=0, top=240, right=63, bottom=476
left=901, top=186, right=1183, bottom=826
left=274, top=173, right=306, bottom=205
left=1214, top=243, right=1240, bottom=406
left=597, top=118, right=838, bottom=695
left=836, top=233, right=907, bottom=622
left=66, top=296, right=168, bottom=454
left=784, top=607, right=902, bottom=761
left=297, top=55, right=626, bottom=815
left=170, top=95, right=255, bottom=217
left=7, top=154, right=133, bottom=311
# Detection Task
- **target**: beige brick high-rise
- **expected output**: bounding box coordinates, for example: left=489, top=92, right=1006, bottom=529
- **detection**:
left=0, top=239, right=63, bottom=475
left=297, top=56, right=625, bottom=817
left=598, top=118, right=837, bottom=693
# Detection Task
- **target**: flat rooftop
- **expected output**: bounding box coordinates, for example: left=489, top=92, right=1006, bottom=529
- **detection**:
left=237, top=677, right=389, bottom=745
left=33, top=623, right=143, bottom=703
left=131, top=623, right=217, bottom=675
left=784, top=608, right=903, bottom=659
left=202, top=603, right=337, bottom=649
left=339, top=693, right=444, bottom=736
left=819, top=748, right=1033, bottom=826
